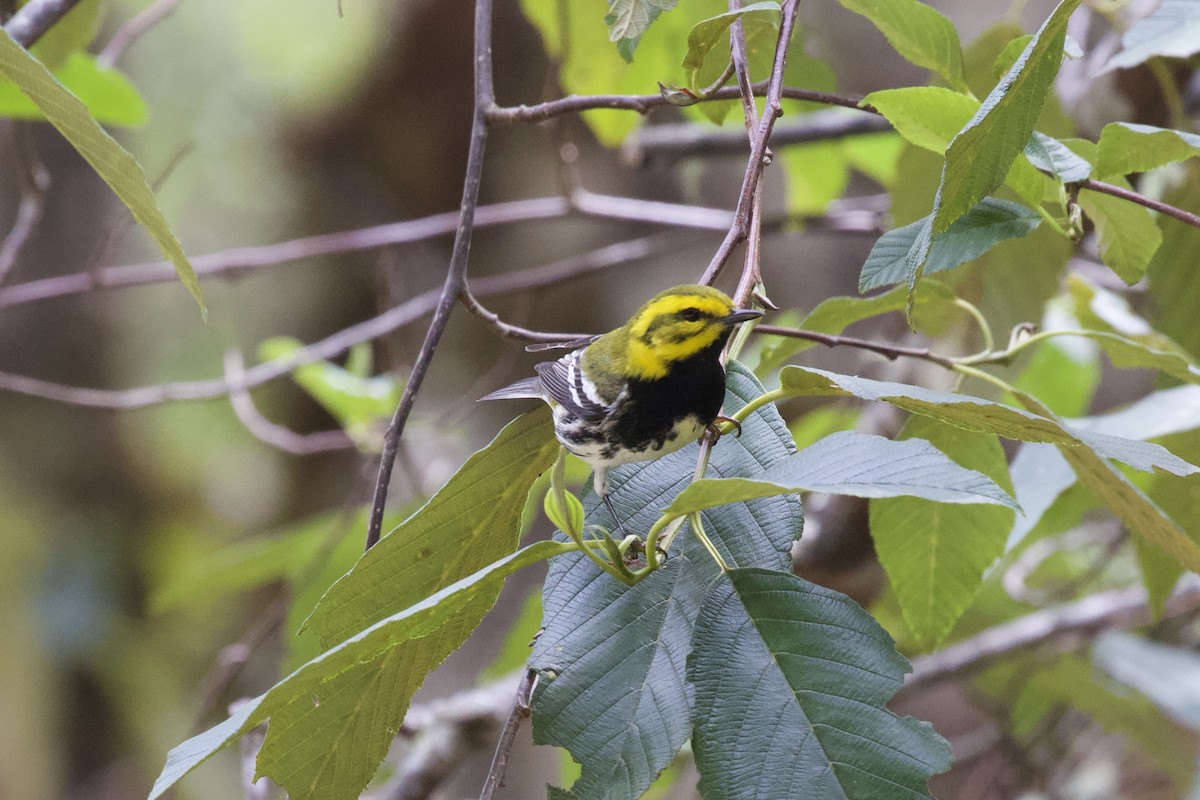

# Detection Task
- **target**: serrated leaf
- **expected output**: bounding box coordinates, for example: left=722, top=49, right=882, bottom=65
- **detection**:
left=1077, top=183, right=1163, bottom=283
left=0, top=52, right=147, bottom=125
left=1094, top=632, right=1200, bottom=731
left=1102, top=0, right=1200, bottom=72
left=303, top=407, right=558, bottom=647
left=859, top=196, right=1041, bottom=291
left=837, top=0, right=966, bottom=90
left=1097, top=122, right=1200, bottom=178
left=871, top=417, right=1016, bottom=648
left=681, top=2, right=780, bottom=71
left=929, top=0, right=1078, bottom=236
left=689, top=568, right=951, bottom=799
left=667, top=430, right=1017, bottom=514
left=530, top=364, right=802, bottom=800
left=1024, top=130, right=1092, bottom=182
left=149, top=540, right=564, bottom=800
left=0, top=27, right=204, bottom=313
left=862, top=86, right=978, bottom=153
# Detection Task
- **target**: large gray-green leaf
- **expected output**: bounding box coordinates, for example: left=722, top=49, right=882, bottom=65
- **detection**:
left=303, top=407, right=557, bottom=646
left=871, top=417, right=1016, bottom=648
left=1101, top=0, right=1200, bottom=73
left=689, top=568, right=951, bottom=799
left=606, top=0, right=678, bottom=61
left=666, top=430, right=1016, bottom=513
left=1097, top=122, right=1200, bottom=178
left=532, top=363, right=802, bottom=800
left=148, top=540, right=565, bottom=800
left=859, top=196, right=1041, bottom=291
left=0, top=27, right=203, bottom=313
left=1024, top=131, right=1091, bottom=182
left=835, top=0, right=967, bottom=91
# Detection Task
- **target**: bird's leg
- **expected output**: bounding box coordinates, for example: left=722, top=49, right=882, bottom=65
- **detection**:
left=595, top=468, right=631, bottom=538
left=707, top=415, right=742, bottom=440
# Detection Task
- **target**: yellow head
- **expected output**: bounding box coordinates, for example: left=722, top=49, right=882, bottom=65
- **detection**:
left=614, top=284, right=761, bottom=380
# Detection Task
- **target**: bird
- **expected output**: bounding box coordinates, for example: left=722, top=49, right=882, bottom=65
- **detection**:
left=480, top=284, right=763, bottom=533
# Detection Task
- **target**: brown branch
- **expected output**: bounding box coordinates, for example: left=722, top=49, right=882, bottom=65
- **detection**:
left=224, top=350, right=355, bottom=455
left=3, top=0, right=82, bottom=46
left=1079, top=178, right=1200, bottom=230
left=699, top=0, right=800, bottom=285
left=364, top=0, right=498, bottom=551
left=486, top=83, right=872, bottom=125
left=902, top=576, right=1200, bottom=696
left=0, top=123, right=49, bottom=286
left=478, top=668, right=537, bottom=800
left=753, top=324, right=956, bottom=367
left=460, top=288, right=587, bottom=343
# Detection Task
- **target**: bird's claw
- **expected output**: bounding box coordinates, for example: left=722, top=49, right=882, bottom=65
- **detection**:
left=708, top=415, right=742, bottom=441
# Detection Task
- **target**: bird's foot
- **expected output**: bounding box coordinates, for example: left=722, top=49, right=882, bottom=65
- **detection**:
left=708, top=415, right=742, bottom=441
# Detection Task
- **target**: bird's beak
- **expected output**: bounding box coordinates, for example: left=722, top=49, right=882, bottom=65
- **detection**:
left=724, top=308, right=764, bottom=324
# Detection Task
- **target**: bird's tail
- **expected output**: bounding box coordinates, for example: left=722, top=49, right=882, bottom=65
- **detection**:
left=478, top=377, right=543, bottom=402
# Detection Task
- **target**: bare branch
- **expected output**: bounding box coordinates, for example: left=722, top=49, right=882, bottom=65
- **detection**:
left=478, top=669, right=537, bottom=800
left=224, top=350, right=355, bottom=455
left=0, top=123, right=49, bottom=286
left=700, top=0, right=800, bottom=285
left=753, top=324, right=957, bottom=367
left=1080, top=178, right=1200, bottom=230
left=3, top=0, right=83, bottom=46
left=461, top=288, right=587, bottom=343
left=902, top=575, right=1200, bottom=696
left=364, top=0, right=498, bottom=551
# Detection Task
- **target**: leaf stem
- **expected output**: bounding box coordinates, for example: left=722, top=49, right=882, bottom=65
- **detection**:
left=689, top=512, right=729, bottom=571
left=952, top=297, right=995, bottom=354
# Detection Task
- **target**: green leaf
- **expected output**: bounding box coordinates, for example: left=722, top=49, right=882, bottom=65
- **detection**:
left=530, top=364, right=802, bottom=800
left=932, top=0, right=1078, bottom=232
left=1013, top=337, right=1099, bottom=418
left=859, top=196, right=1041, bottom=291
left=0, top=27, right=204, bottom=313
left=1005, top=443, right=1078, bottom=551
left=665, top=430, right=1018, bottom=514
left=260, top=338, right=403, bottom=449
left=840, top=131, right=906, bottom=188
left=689, top=568, right=951, bottom=799
left=862, top=86, right=978, bottom=153
left=1097, top=122, right=1200, bottom=178
left=1077, top=182, right=1163, bottom=283
left=835, top=0, right=967, bottom=91
left=606, top=0, right=679, bottom=61
left=681, top=2, right=780, bottom=71
left=1094, top=633, right=1200, bottom=731
left=1102, top=0, right=1200, bottom=72
left=149, top=540, right=564, bottom=800
left=779, top=140, right=849, bottom=215
left=543, top=485, right=585, bottom=536
left=870, top=417, right=1016, bottom=648
left=25, top=0, right=99, bottom=68
left=302, top=407, right=558, bottom=647
left=0, top=52, right=147, bottom=125
left=1024, top=131, right=1092, bottom=182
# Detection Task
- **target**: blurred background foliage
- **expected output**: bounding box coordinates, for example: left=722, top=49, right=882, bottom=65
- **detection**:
left=1, top=0, right=1199, bottom=798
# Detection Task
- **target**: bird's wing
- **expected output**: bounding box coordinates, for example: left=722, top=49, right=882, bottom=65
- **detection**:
left=478, top=377, right=543, bottom=403
left=533, top=350, right=611, bottom=421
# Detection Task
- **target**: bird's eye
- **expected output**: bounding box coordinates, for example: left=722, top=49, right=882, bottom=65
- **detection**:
left=678, top=308, right=702, bottom=322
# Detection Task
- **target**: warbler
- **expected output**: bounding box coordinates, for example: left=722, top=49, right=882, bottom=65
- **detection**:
left=481, top=284, right=762, bottom=529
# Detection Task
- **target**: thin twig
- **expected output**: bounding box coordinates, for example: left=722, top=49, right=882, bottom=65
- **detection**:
left=902, top=576, right=1200, bottom=696
left=486, top=83, right=872, bottom=124
left=699, top=0, right=800, bottom=285
left=96, top=0, right=181, bottom=67
left=3, top=0, right=82, bottom=46
left=1079, top=178, right=1200, bottom=230
left=753, top=323, right=957, bottom=366
left=478, top=668, right=537, bottom=800
left=460, top=287, right=586, bottom=343
left=363, top=0, right=497, bottom=551
left=224, top=350, right=355, bottom=455
left=0, top=123, right=49, bottom=286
